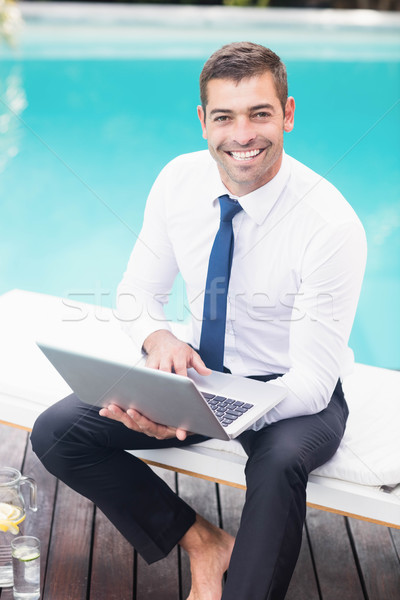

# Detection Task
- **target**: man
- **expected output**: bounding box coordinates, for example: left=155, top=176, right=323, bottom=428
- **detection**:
left=32, top=42, right=366, bottom=599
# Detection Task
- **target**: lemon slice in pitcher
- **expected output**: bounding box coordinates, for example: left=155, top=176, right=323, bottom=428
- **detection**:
left=0, top=501, right=25, bottom=534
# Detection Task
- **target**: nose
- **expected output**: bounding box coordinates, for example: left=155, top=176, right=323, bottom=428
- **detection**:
left=232, top=116, right=257, bottom=146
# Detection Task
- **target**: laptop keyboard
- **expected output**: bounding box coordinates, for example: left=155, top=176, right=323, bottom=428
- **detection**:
left=200, top=392, right=254, bottom=428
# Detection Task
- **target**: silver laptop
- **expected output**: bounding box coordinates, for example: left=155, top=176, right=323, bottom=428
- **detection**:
left=37, top=343, right=286, bottom=441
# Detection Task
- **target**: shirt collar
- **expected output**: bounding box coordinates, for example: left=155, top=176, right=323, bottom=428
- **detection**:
left=210, top=151, right=291, bottom=226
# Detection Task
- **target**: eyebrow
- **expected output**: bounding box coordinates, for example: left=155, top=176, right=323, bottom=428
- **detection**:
left=209, top=103, right=275, bottom=116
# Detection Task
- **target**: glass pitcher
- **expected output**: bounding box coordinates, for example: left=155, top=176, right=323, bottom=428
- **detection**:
left=0, top=467, right=37, bottom=587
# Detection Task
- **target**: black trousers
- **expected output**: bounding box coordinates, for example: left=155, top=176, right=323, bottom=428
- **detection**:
left=31, top=377, right=348, bottom=600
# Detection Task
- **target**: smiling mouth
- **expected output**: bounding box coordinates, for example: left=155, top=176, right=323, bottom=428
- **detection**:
left=227, top=148, right=264, bottom=161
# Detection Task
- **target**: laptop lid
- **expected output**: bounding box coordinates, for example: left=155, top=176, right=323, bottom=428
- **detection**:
left=37, top=343, right=286, bottom=441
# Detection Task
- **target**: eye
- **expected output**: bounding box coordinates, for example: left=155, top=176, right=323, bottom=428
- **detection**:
left=253, top=111, right=271, bottom=119
left=213, top=115, right=230, bottom=123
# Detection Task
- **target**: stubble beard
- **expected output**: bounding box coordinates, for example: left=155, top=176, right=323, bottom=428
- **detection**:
left=213, top=139, right=282, bottom=193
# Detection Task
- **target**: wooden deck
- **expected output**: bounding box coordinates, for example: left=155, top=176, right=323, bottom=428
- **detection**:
left=1, top=422, right=399, bottom=600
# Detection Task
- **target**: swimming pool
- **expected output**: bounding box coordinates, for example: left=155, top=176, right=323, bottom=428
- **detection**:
left=0, top=4, right=399, bottom=369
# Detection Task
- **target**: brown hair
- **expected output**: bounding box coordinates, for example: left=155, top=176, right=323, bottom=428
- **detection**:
left=199, top=42, right=288, bottom=114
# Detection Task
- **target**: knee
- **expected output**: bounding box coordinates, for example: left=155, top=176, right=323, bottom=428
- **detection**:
left=246, top=443, right=308, bottom=489
left=31, top=405, right=57, bottom=458
left=30, top=404, right=64, bottom=465
left=276, top=446, right=308, bottom=483
left=30, top=395, right=83, bottom=467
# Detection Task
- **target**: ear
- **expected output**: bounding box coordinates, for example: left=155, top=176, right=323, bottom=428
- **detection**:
left=283, top=97, right=295, bottom=133
left=197, top=105, right=207, bottom=140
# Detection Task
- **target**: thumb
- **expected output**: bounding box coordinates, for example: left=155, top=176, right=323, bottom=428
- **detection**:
left=176, top=428, right=188, bottom=441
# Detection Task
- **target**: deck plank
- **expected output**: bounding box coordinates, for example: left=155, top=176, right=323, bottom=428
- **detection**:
left=42, top=482, right=94, bottom=600
left=217, top=483, right=245, bottom=537
left=135, top=467, right=180, bottom=600
left=0, top=587, right=12, bottom=599
left=306, top=507, right=365, bottom=600
left=286, top=524, right=320, bottom=600
left=390, top=526, right=400, bottom=557
left=90, top=507, right=135, bottom=600
left=0, top=425, right=27, bottom=470
left=348, top=518, right=400, bottom=599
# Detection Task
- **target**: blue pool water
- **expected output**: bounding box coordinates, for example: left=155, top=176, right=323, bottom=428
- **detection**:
left=0, top=7, right=399, bottom=369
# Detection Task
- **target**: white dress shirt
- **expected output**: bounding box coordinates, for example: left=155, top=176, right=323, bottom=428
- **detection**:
left=117, top=150, right=367, bottom=428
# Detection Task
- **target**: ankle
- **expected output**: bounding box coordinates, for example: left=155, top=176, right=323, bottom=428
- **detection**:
left=179, top=515, right=220, bottom=556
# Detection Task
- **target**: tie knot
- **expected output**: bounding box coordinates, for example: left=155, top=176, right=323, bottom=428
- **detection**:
left=218, top=194, right=242, bottom=223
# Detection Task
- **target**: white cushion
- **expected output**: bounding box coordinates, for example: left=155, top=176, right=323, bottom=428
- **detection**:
left=196, top=363, right=400, bottom=487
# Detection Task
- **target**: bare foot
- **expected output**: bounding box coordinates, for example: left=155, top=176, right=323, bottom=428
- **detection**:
left=179, top=514, right=235, bottom=600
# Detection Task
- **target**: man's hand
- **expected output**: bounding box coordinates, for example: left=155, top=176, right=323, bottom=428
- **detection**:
left=99, top=330, right=211, bottom=440
left=143, top=329, right=211, bottom=378
left=99, top=404, right=189, bottom=440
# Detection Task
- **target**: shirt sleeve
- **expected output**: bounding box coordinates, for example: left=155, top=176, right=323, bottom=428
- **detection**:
left=116, top=165, right=179, bottom=351
left=253, top=218, right=367, bottom=428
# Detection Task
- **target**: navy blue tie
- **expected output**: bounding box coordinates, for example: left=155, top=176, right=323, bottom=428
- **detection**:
left=199, top=194, right=243, bottom=371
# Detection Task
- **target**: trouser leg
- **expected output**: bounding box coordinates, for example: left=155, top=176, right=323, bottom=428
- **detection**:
left=30, top=394, right=208, bottom=564
left=222, top=381, right=348, bottom=600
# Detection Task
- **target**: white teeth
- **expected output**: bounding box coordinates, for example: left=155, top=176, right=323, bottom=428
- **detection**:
left=230, top=149, right=261, bottom=161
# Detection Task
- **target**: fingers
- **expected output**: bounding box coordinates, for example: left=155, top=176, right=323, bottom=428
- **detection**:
left=100, top=404, right=184, bottom=440
left=99, top=404, right=141, bottom=432
left=146, top=347, right=211, bottom=378
left=143, top=330, right=211, bottom=378
left=144, top=347, right=179, bottom=373
left=127, top=409, right=188, bottom=440
left=145, top=352, right=170, bottom=372
left=191, top=352, right=212, bottom=376
left=126, top=409, right=170, bottom=439
left=158, top=343, right=191, bottom=376
left=172, top=352, right=189, bottom=377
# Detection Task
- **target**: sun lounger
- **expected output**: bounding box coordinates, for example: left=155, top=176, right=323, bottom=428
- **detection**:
left=1, top=289, right=399, bottom=528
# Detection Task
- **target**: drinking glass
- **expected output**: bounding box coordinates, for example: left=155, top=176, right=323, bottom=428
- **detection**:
left=11, top=536, right=40, bottom=600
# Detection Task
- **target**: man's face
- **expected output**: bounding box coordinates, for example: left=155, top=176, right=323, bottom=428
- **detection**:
left=197, top=72, right=295, bottom=197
